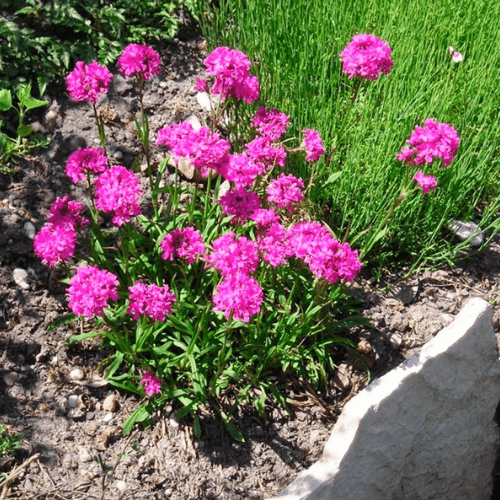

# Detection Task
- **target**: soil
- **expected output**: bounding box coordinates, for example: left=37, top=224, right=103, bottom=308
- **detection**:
left=1, top=34, right=500, bottom=500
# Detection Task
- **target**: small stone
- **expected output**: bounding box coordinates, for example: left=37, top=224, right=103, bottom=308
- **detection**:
left=13, top=268, right=29, bottom=289
left=357, top=339, right=372, bottom=354
left=168, top=415, right=180, bottom=428
left=4, top=372, right=18, bottom=387
left=448, top=220, right=484, bottom=247
left=102, top=394, right=118, bottom=413
left=69, top=368, right=85, bottom=381
left=103, top=413, right=113, bottom=423
left=78, top=447, right=92, bottom=463
left=24, top=221, right=36, bottom=239
left=185, top=114, right=202, bottom=130
left=114, top=150, right=123, bottom=161
left=17, top=354, right=25, bottom=366
left=159, top=81, right=168, bottom=89
left=333, top=363, right=351, bottom=392
left=86, top=412, right=95, bottom=421
left=115, top=480, right=127, bottom=493
left=196, top=92, right=212, bottom=111
left=389, top=333, right=403, bottom=349
left=67, top=395, right=80, bottom=408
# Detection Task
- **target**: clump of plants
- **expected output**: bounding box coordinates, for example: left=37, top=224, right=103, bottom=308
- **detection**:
left=0, top=425, right=23, bottom=482
left=35, top=44, right=366, bottom=439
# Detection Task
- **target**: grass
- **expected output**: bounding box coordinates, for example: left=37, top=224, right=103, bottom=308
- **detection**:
left=196, top=0, right=500, bottom=272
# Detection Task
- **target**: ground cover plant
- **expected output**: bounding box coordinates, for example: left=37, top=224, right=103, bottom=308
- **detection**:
left=34, top=44, right=366, bottom=439
left=197, top=0, right=500, bottom=272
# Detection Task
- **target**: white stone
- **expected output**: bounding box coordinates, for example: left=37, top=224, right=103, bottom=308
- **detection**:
left=102, top=394, right=118, bottom=413
left=168, top=415, right=180, bottom=428
left=185, top=114, right=202, bottom=130
left=67, top=395, right=80, bottom=408
left=3, top=371, right=18, bottom=387
left=13, top=268, right=29, bottom=289
left=69, top=368, right=85, bottom=381
left=115, top=480, right=127, bottom=493
left=275, top=298, right=500, bottom=500
left=196, top=92, right=212, bottom=111
left=78, top=447, right=92, bottom=463
left=449, top=220, right=484, bottom=247
left=24, top=221, right=36, bottom=239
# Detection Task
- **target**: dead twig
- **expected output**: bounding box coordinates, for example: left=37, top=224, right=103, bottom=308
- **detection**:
left=0, top=453, right=41, bottom=499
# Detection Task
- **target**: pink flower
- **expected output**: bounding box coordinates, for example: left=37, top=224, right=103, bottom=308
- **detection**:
left=245, top=136, right=287, bottom=169
left=34, top=223, right=77, bottom=269
left=212, top=273, right=263, bottom=322
left=267, top=174, right=305, bottom=212
left=160, top=227, right=206, bottom=264
left=221, top=153, right=266, bottom=187
left=339, top=34, right=394, bottom=81
left=156, top=122, right=231, bottom=177
left=257, top=222, right=292, bottom=268
left=396, top=118, right=460, bottom=167
left=47, top=196, right=88, bottom=230
left=118, top=44, right=161, bottom=80
left=66, top=61, right=113, bottom=105
left=127, top=281, right=176, bottom=321
left=249, top=208, right=280, bottom=228
left=303, top=129, right=325, bottom=162
left=194, top=78, right=209, bottom=93
left=140, top=371, right=162, bottom=396
left=413, top=170, right=437, bottom=194
left=207, top=233, right=259, bottom=276
left=203, top=46, right=260, bottom=104
left=94, top=166, right=142, bottom=226
left=449, top=46, right=463, bottom=63
left=65, top=148, right=108, bottom=183
left=218, top=186, right=261, bottom=224
left=67, top=264, right=119, bottom=317
left=252, top=107, right=290, bottom=141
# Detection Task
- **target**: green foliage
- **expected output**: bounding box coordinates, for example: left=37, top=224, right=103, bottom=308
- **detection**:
left=0, top=0, right=198, bottom=96
left=0, top=83, right=49, bottom=173
left=196, top=0, right=500, bottom=272
left=0, top=425, right=23, bottom=481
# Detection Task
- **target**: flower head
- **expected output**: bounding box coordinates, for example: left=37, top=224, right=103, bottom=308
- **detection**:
left=66, top=61, right=113, bottom=105
left=207, top=233, right=259, bottom=276
left=65, top=148, right=108, bottom=184
left=127, top=281, right=176, bottom=322
left=413, top=170, right=437, bottom=194
left=339, top=34, right=394, bottom=81
left=67, top=264, right=119, bottom=317
left=34, top=223, right=77, bottom=269
left=203, top=47, right=260, bottom=104
left=449, top=46, right=464, bottom=63
left=302, top=129, right=326, bottom=162
left=396, top=118, right=460, bottom=167
left=118, top=44, right=162, bottom=80
left=245, top=136, right=287, bottom=169
left=266, top=174, right=305, bottom=212
left=218, top=186, right=261, bottom=224
left=94, top=165, right=142, bottom=226
left=212, top=273, right=263, bottom=322
left=47, top=196, right=88, bottom=230
left=140, top=371, right=162, bottom=396
left=160, top=227, right=206, bottom=264
left=252, top=107, right=290, bottom=141
left=257, top=222, right=292, bottom=268
left=221, top=153, right=266, bottom=187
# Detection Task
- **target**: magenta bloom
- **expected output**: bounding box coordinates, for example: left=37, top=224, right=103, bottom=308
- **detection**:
left=257, top=222, right=292, bottom=268
left=65, top=148, right=108, bottom=183
left=396, top=118, right=460, bottom=167
left=303, top=129, right=326, bottom=162
left=212, top=273, right=263, bottom=323
left=47, top=196, right=88, bottom=230
left=67, top=264, right=119, bottom=317
left=339, top=34, right=394, bottom=81
left=118, top=44, right=161, bottom=80
left=194, top=78, right=209, bottom=93
left=245, top=136, right=287, bottom=169
left=94, top=166, right=142, bottom=226
left=221, top=153, right=266, bottom=187
left=204, top=46, right=260, bottom=104
left=34, top=224, right=77, bottom=269
left=218, top=186, right=262, bottom=224
left=156, top=121, right=231, bottom=176
left=140, top=371, right=162, bottom=396
left=252, top=107, right=290, bottom=141
left=267, top=174, right=305, bottom=212
left=207, top=233, right=259, bottom=276
left=160, top=227, right=206, bottom=264
left=413, top=171, right=437, bottom=194
left=127, top=281, right=176, bottom=322
left=249, top=208, right=280, bottom=228
left=66, top=61, right=113, bottom=105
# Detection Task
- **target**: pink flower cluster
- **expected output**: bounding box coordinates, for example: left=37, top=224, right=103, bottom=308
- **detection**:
left=245, top=136, right=287, bottom=169
left=156, top=122, right=231, bottom=176
left=218, top=187, right=261, bottom=224
left=413, top=171, right=437, bottom=194
left=252, top=107, right=290, bottom=141
left=221, top=153, right=266, bottom=187
left=202, top=47, right=260, bottom=104
left=127, top=281, right=176, bottom=322
left=160, top=227, right=206, bottom=264
left=65, top=148, right=108, bottom=183
left=67, top=264, right=119, bottom=317
left=140, top=371, right=162, bottom=396
left=118, top=44, right=162, bottom=80
left=66, top=61, right=113, bottom=105
left=94, top=165, right=143, bottom=226
left=257, top=222, right=292, bottom=268
left=34, top=196, right=88, bottom=268
left=303, top=129, right=326, bottom=162
left=396, top=118, right=460, bottom=167
left=207, top=233, right=259, bottom=276
left=339, top=34, right=394, bottom=81
left=266, top=174, right=305, bottom=211
left=289, top=222, right=362, bottom=283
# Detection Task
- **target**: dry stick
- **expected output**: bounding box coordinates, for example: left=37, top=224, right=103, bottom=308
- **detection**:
left=0, top=453, right=41, bottom=500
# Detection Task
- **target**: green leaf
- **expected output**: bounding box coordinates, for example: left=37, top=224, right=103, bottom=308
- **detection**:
left=123, top=403, right=151, bottom=436
left=0, top=90, right=12, bottom=111
left=324, top=171, right=342, bottom=185
left=17, top=124, right=33, bottom=137
left=16, top=84, right=31, bottom=107
left=219, top=409, right=245, bottom=443
left=64, top=330, right=105, bottom=345
left=37, top=76, right=50, bottom=96
left=47, top=313, right=78, bottom=332
left=23, top=96, right=48, bottom=111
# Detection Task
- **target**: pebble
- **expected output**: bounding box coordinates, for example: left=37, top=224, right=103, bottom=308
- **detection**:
left=113, top=150, right=123, bottom=161
left=13, top=268, right=29, bottom=289
left=67, top=395, right=80, bottom=408
left=102, top=394, right=118, bottom=413
left=185, top=114, right=202, bottom=130
left=196, top=91, right=212, bottom=111
left=78, top=447, right=92, bottom=462
left=115, top=480, right=127, bottom=493
left=103, top=413, right=113, bottom=423
left=389, top=333, right=403, bottom=349
left=17, top=354, right=25, bottom=365
left=159, top=81, right=168, bottom=89
left=24, top=221, right=36, bottom=239
left=168, top=415, right=180, bottom=428
left=69, top=368, right=85, bottom=381
left=4, top=371, right=19, bottom=387
left=448, top=220, right=484, bottom=247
